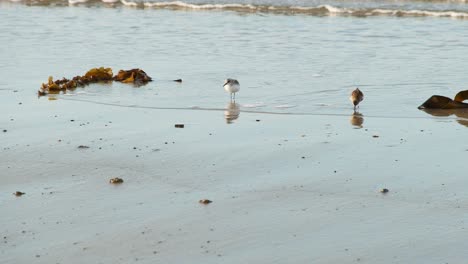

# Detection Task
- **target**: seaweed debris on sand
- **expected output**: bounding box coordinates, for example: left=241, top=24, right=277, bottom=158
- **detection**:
left=38, top=67, right=152, bottom=96
left=113, top=69, right=152, bottom=86
left=418, top=90, right=468, bottom=109
left=109, top=177, right=124, bottom=184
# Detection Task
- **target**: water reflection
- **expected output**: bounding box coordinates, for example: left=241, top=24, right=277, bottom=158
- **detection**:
left=420, top=108, right=468, bottom=127
left=350, top=111, right=364, bottom=128
left=224, top=101, right=240, bottom=124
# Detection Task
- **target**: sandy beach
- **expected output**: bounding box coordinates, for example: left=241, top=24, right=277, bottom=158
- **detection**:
left=3, top=1, right=468, bottom=263
left=3, top=91, right=468, bottom=263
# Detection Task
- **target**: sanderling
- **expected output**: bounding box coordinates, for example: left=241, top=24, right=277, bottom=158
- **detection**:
left=223, top=78, right=240, bottom=101
left=350, top=88, right=364, bottom=111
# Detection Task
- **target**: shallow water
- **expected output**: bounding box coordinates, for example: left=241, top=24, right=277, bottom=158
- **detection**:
left=2, top=2, right=468, bottom=125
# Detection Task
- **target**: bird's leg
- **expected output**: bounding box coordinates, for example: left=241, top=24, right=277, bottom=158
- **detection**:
left=233, top=93, right=236, bottom=101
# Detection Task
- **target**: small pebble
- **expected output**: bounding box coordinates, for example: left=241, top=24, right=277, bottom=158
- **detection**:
left=14, top=191, right=25, bottom=196
left=199, top=199, right=212, bottom=204
left=175, top=124, right=185, bottom=128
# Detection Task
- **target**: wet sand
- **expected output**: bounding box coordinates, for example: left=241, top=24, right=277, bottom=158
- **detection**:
left=2, top=91, right=468, bottom=264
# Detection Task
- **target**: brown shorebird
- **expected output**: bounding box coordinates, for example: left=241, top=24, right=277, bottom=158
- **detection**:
left=350, top=88, right=364, bottom=111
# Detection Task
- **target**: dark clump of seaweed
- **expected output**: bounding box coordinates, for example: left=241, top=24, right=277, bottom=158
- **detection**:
left=113, top=68, right=152, bottom=86
left=38, top=67, right=152, bottom=96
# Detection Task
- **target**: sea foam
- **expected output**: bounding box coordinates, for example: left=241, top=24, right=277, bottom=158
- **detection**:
left=8, top=0, right=468, bottom=19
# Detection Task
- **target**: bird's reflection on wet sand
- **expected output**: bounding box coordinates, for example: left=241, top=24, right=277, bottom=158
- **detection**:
left=350, top=111, right=364, bottom=128
left=224, top=101, right=240, bottom=124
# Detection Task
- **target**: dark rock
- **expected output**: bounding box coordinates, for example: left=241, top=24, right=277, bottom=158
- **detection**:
left=380, top=188, right=389, bottom=194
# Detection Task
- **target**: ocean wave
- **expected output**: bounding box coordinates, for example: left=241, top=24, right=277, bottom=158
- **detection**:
left=142, top=1, right=257, bottom=9
left=6, top=0, right=468, bottom=19
left=130, top=1, right=468, bottom=18
left=68, top=0, right=90, bottom=4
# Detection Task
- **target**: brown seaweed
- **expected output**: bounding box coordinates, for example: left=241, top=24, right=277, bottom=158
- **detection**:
left=84, top=67, right=113, bottom=81
left=14, top=191, right=25, bottom=196
left=113, top=68, right=152, bottom=86
left=109, top=177, right=124, bottom=184
left=418, top=90, right=468, bottom=109
left=199, top=199, right=212, bottom=204
left=419, top=90, right=468, bottom=127
left=418, top=95, right=468, bottom=109
left=38, top=67, right=152, bottom=96
left=454, top=90, right=468, bottom=103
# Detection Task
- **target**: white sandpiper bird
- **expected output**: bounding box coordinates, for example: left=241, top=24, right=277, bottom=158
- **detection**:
left=349, top=88, right=364, bottom=111
left=223, top=78, right=240, bottom=101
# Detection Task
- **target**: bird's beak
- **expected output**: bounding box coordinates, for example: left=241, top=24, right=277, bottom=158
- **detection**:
left=223, top=81, right=228, bottom=87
